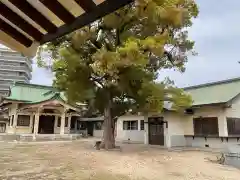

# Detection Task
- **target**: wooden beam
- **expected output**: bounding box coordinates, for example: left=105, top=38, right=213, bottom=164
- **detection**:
left=74, top=0, right=96, bottom=12
left=39, top=0, right=75, bottom=24
left=41, top=0, right=133, bottom=44
left=0, top=2, right=43, bottom=41
left=0, top=19, right=32, bottom=47
left=8, top=0, right=57, bottom=33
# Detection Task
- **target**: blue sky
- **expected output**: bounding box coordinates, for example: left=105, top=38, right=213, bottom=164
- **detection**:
left=31, top=0, right=240, bottom=87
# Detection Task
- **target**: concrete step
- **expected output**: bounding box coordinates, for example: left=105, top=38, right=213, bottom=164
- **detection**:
left=0, top=134, right=20, bottom=141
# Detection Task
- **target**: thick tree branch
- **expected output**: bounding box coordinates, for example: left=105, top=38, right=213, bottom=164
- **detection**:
left=116, top=28, right=120, bottom=46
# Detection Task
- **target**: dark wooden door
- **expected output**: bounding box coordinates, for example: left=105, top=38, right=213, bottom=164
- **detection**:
left=148, top=117, right=164, bottom=145
left=38, top=116, right=55, bottom=134
left=87, top=122, right=94, bottom=136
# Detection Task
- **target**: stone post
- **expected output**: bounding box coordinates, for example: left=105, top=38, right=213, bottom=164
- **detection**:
left=68, top=115, right=72, bottom=134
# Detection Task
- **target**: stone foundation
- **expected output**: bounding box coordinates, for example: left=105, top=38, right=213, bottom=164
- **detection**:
left=0, top=134, right=83, bottom=142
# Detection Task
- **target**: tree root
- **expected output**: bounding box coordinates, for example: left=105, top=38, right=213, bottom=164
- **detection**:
left=94, top=141, right=102, bottom=150
left=94, top=141, right=121, bottom=151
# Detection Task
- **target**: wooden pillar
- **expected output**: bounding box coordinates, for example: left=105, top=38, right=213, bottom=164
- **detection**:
left=60, top=110, right=66, bottom=135
left=30, top=115, right=34, bottom=129
left=68, top=115, right=72, bottom=134
left=12, top=114, right=18, bottom=134
left=54, top=115, right=58, bottom=134
left=11, top=103, right=18, bottom=134
left=74, top=119, right=78, bottom=133
left=33, top=109, right=40, bottom=135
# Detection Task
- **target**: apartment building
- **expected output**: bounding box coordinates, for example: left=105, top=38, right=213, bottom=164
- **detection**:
left=0, top=48, right=32, bottom=96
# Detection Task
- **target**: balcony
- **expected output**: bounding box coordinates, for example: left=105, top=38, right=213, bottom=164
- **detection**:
left=0, top=66, right=32, bottom=79
left=0, top=75, right=29, bottom=82
left=0, top=84, right=11, bottom=90
left=0, top=80, right=12, bottom=86
left=0, top=57, right=32, bottom=70
left=1, top=65, right=27, bottom=71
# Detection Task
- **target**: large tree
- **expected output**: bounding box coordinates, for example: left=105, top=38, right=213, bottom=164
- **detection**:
left=37, top=0, right=199, bottom=149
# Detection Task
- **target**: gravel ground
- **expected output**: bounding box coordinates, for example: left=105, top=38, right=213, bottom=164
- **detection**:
left=0, top=140, right=239, bottom=180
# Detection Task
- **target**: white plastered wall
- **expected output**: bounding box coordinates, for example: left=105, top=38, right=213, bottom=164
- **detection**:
left=226, top=95, right=240, bottom=119
left=164, top=112, right=189, bottom=147
left=116, top=115, right=145, bottom=143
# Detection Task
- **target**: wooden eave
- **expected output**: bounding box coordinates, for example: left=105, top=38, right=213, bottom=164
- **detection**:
left=191, top=102, right=227, bottom=108
left=0, top=99, right=29, bottom=106
left=18, top=99, right=81, bottom=113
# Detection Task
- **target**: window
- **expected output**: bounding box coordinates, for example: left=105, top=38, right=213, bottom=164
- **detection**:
left=95, top=121, right=103, bottom=130
left=140, top=120, right=144, bottom=130
left=57, top=117, right=61, bottom=127
left=193, top=117, right=219, bottom=136
left=65, top=117, right=68, bottom=127
left=123, top=121, right=138, bottom=130
left=17, top=115, right=30, bottom=126
left=227, top=118, right=240, bottom=135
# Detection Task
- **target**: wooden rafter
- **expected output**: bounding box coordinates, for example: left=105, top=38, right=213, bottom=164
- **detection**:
left=0, top=0, right=133, bottom=56
left=39, top=0, right=75, bottom=24
left=74, top=0, right=96, bottom=12
left=0, top=2, right=43, bottom=41
left=8, top=0, right=57, bottom=33
left=0, top=18, right=32, bottom=47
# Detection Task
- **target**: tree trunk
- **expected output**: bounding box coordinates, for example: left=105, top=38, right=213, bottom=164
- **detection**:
left=102, top=99, right=115, bottom=149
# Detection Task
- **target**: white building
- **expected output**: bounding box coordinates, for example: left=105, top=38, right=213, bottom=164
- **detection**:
left=0, top=48, right=32, bottom=96
left=115, top=77, right=240, bottom=149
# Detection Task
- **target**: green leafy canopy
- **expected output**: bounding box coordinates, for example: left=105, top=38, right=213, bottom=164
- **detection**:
left=37, top=0, right=199, bottom=118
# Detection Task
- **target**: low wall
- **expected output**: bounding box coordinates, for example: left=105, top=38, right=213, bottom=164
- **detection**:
left=116, top=130, right=145, bottom=143
left=0, top=134, right=83, bottom=142
left=185, top=136, right=240, bottom=149
left=0, top=134, right=20, bottom=141
left=93, top=130, right=103, bottom=138
left=6, top=126, right=32, bottom=134
left=54, top=127, right=70, bottom=134
left=16, top=127, right=32, bottom=134
left=170, top=135, right=186, bottom=147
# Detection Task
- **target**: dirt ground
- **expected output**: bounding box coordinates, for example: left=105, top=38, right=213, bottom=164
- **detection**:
left=0, top=140, right=239, bottom=180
